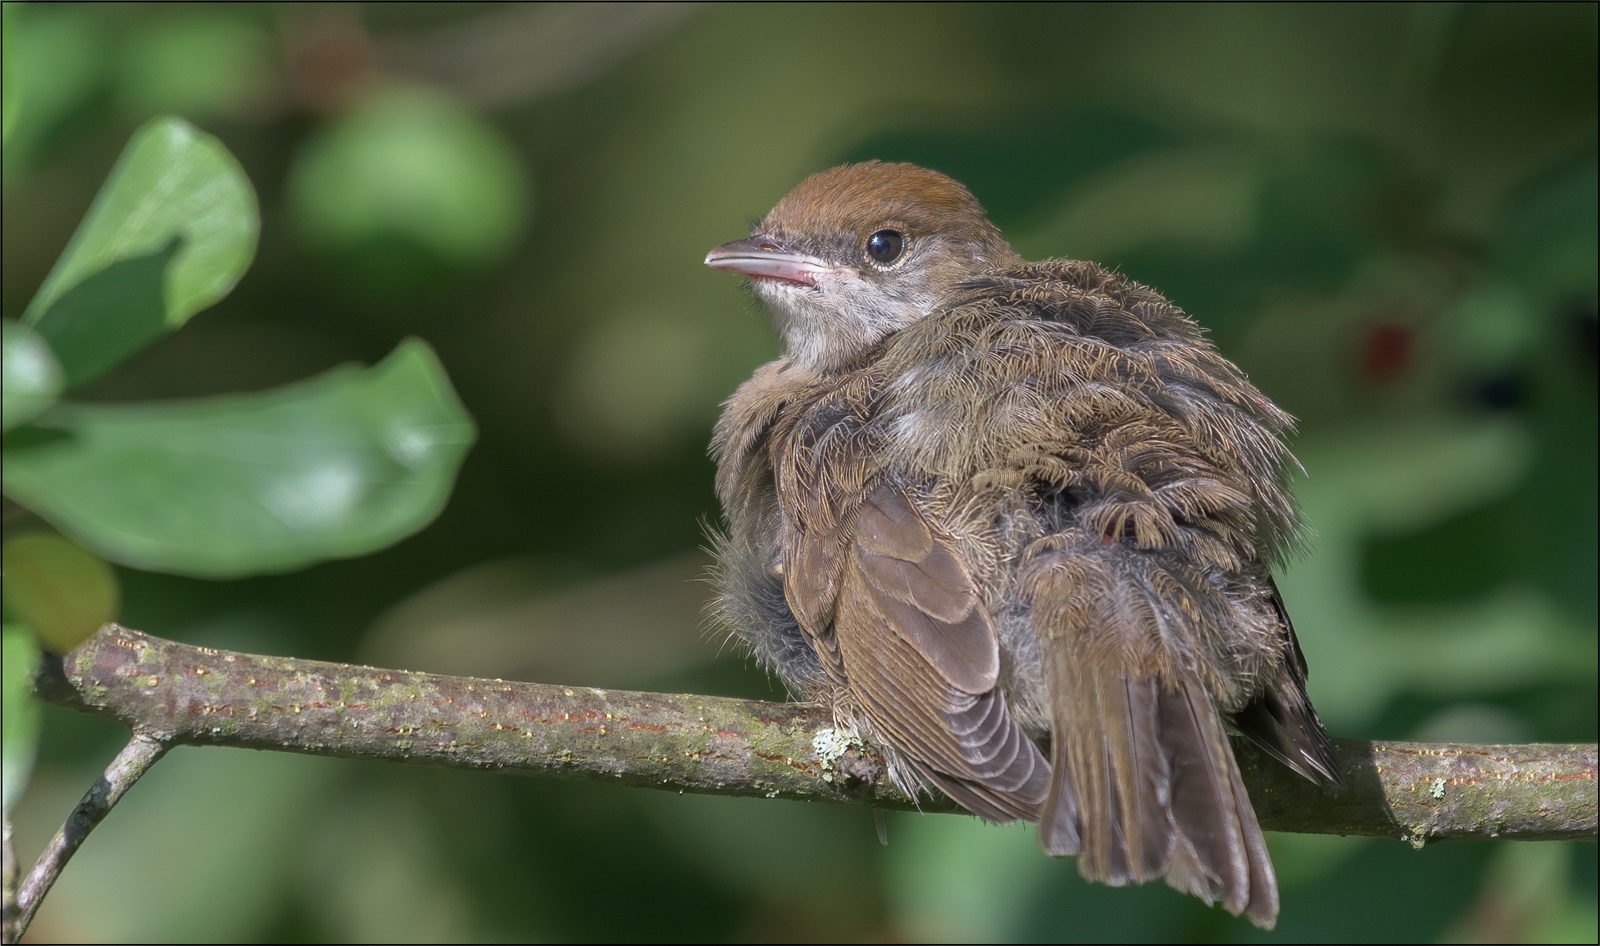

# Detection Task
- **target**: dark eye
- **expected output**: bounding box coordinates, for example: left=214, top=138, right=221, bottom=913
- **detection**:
left=865, top=229, right=904, bottom=264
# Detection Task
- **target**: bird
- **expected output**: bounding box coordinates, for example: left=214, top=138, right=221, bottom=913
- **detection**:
left=702, top=160, right=1340, bottom=928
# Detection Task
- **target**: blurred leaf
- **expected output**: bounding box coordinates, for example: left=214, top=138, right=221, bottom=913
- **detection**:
left=1251, top=139, right=1383, bottom=289
left=1265, top=838, right=1497, bottom=944
left=21, top=116, right=259, bottom=387
left=116, top=13, right=273, bottom=118
left=1495, top=151, right=1598, bottom=307
left=887, top=817, right=1054, bottom=943
left=844, top=106, right=1190, bottom=232
left=0, top=4, right=106, bottom=173
left=1115, top=139, right=1387, bottom=335
left=1, top=340, right=476, bottom=578
left=2, top=320, right=63, bottom=432
left=2, top=2, right=19, bottom=144
left=1360, top=492, right=1516, bottom=607
left=1449, top=281, right=1541, bottom=369
left=1472, top=152, right=1600, bottom=622
left=288, top=86, right=530, bottom=281
left=1, top=533, right=119, bottom=653
left=1519, top=345, right=1599, bottom=623
left=1, top=625, right=42, bottom=815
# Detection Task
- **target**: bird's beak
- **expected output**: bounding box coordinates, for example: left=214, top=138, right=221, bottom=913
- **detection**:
left=705, top=236, right=832, bottom=288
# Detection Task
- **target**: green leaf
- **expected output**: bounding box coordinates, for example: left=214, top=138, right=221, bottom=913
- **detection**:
left=1, top=533, right=119, bottom=653
left=1, top=340, right=476, bottom=578
left=21, top=116, right=259, bottom=387
left=2, top=320, right=64, bottom=432
left=2, top=625, right=42, bottom=815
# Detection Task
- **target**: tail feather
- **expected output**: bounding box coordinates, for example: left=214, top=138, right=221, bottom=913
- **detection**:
left=1063, top=671, right=1172, bottom=885
left=1041, top=653, right=1280, bottom=928
left=1038, top=761, right=1082, bottom=855
left=1161, top=677, right=1277, bottom=925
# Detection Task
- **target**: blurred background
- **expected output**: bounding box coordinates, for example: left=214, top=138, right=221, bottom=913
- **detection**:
left=4, top=3, right=1595, bottom=942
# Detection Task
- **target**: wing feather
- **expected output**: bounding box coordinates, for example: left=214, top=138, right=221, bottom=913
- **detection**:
left=787, top=484, right=1049, bottom=821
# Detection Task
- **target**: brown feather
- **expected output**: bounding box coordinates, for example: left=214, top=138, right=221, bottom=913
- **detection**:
left=795, top=484, right=1049, bottom=821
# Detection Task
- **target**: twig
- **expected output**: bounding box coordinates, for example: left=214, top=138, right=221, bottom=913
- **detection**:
left=9, top=731, right=169, bottom=942
left=2, top=814, right=17, bottom=944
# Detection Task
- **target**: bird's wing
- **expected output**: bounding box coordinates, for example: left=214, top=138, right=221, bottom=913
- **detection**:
left=1230, top=578, right=1342, bottom=788
left=785, top=482, right=1049, bottom=822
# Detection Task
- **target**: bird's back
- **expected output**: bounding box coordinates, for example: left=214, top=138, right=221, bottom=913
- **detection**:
left=868, top=258, right=1300, bottom=555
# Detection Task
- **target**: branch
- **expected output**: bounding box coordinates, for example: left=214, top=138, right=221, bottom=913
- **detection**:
left=31, top=625, right=1598, bottom=844
left=2, top=815, right=16, bottom=944
left=10, top=733, right=168, bottom=939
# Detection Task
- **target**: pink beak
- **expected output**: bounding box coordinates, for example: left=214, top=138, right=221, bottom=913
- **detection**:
left=705, top=236, right=832, bottom=288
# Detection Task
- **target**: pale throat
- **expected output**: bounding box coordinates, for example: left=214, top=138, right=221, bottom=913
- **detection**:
left=760, top=275, right=938, bottom=374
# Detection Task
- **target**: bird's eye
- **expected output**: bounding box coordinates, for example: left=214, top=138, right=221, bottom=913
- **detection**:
left=865, top=229, right=904, bottom=265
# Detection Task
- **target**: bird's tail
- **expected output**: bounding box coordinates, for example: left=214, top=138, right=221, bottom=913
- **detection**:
left=1025, top=551, right=1279, bottom=928
left=1039, top=657, right=1277, bottom=928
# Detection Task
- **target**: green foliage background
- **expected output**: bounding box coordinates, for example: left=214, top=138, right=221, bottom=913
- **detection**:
left=4, top=3, right=1595, bottom=942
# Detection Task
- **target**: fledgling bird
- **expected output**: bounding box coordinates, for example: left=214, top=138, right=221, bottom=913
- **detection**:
left=704, top=161, right=1340, bottom=928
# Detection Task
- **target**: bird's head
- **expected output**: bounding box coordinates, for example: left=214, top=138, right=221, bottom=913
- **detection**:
left=706, top=161, right=1019, bottom=372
